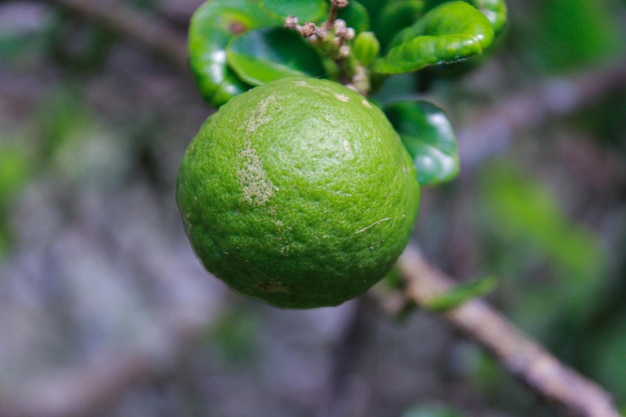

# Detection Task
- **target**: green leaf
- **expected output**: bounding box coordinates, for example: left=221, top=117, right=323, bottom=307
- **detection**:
left=425, top=0, right=507, bottom=34
left=424, top=276, right=498, bottom=311
left=376, top=0, right=426, bottom=50
left=469, top=0, right=507, bottom=34
left=384, top=100, right=459, bottom=185
left=226, top=27, right=327, bottom=86
left=337, top=1, right=370, bottom=33
left=373, top=1, right=494, bottom=74
left=259, top=0, right=328, bottom=22
left=188, top=0, right=281, bottom=107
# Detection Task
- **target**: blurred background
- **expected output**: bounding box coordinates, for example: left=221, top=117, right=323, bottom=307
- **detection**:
left=0, top=0, right=625, bottom=416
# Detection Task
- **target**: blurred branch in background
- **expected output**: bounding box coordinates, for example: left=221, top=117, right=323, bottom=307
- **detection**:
left=4, top=244, right=618, bottom=417
left=43, top=0, right=188, bottom=69
left=45, top=0, right=626, bottom=171
left=0, top=283, right=223, bottom=417
left=398, top=244, right=621, bottom=417
left=458, top=58, right=626, bottom=172
left=315, top=298, right=374, bottom=417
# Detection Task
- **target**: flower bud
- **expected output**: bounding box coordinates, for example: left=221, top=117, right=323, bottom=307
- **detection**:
left=301, top=22, right=317, bottom=37
left=352, top=31, right=380, bottom=66
left=284, top=16, right=298, bottom=29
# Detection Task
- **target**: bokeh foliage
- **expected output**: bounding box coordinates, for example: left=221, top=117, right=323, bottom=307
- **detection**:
left=0, top=0, right=625, bottom=415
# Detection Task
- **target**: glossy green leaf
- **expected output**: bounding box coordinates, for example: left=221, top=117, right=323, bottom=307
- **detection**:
left=384, top=100, right=459, bottom=185
left=337, top=1, right=370, bottom=33
left=376, top=0, right=426, bottom=50
left=469, top=0, right=507, bottom=34
left=226, top=28, right=327, bottom=86
left=188, top=0, right=281, bottom=107
left=259, top=0, right=328, bottom=22
left=373, top=1, right=494, bottom=74
left=425, top=0, right=507, bottom=34
left=424, top=276, right=498, bottom=311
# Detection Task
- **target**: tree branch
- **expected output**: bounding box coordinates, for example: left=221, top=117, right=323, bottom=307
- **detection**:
left=458, top=59, right=626, bottom=172
left=315, top=297, right=374, bottom=417
left=43, top=0, right=188, bottom=69
left=0, top=290, right=223, bottom=417
left=397, top=244, right=621, bottom=417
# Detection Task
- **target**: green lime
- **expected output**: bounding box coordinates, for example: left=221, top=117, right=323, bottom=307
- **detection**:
left=177, top=77, right=420, bottom=308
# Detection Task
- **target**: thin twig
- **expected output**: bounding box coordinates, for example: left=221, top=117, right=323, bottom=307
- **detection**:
left=315, top=297, right=373, bottom=417
left=397, top=244, right=621, bottom=417
left=43, top=0, right=188, bottom=69
left=458, top=59, right=626, bottom=172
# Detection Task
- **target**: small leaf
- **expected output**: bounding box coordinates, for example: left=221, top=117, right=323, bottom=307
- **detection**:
left=384, top=100, right=459, bottom=185
left=226, top=27, right=327, bottom=86
left=188, top=0, right=281, bottom=107
left=337, top=1, right=370, bottom=33
left=259, top=0, right=328, bottom=22
left=424, top=276, right=498, bottom=312
left=373, top=1, right=494, bottom=74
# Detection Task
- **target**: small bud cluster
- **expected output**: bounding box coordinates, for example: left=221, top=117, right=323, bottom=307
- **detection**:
left=284, top=16, right=355, bottom=59
left=284, top=0, right=372, bottom=95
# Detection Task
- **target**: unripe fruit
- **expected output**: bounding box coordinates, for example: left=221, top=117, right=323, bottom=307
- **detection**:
left=177, top=77, right=420, bottom=308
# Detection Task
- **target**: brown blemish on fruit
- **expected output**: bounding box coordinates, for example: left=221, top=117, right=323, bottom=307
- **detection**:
left=237, top=141, right=274, bottom=206
left=294, top=81, right=336, bottom=97
left=335, top=94, right=349, bottom=102
left=355, top=217, right=392, bottom=234
left=246, top=95, right=276, bottom=135
left=362, top=99, right=372, bottom=108
left=273, top=220, right=293, bottom=256
left=257, top=279, right=292, bottom=294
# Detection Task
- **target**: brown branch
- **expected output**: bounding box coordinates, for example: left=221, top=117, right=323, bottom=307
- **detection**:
left=0, top=352, right=153, bottom=417
left=315, top=297, right=374, bottom=417
left=397, top=244, right=621, bottom=417
left=458, top=58, right=626, bottom=172
left=43, top=0, right=188, bottom=69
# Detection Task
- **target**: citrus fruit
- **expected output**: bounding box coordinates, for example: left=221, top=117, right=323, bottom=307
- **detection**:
left=177, top=77, right=420, bottom=308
